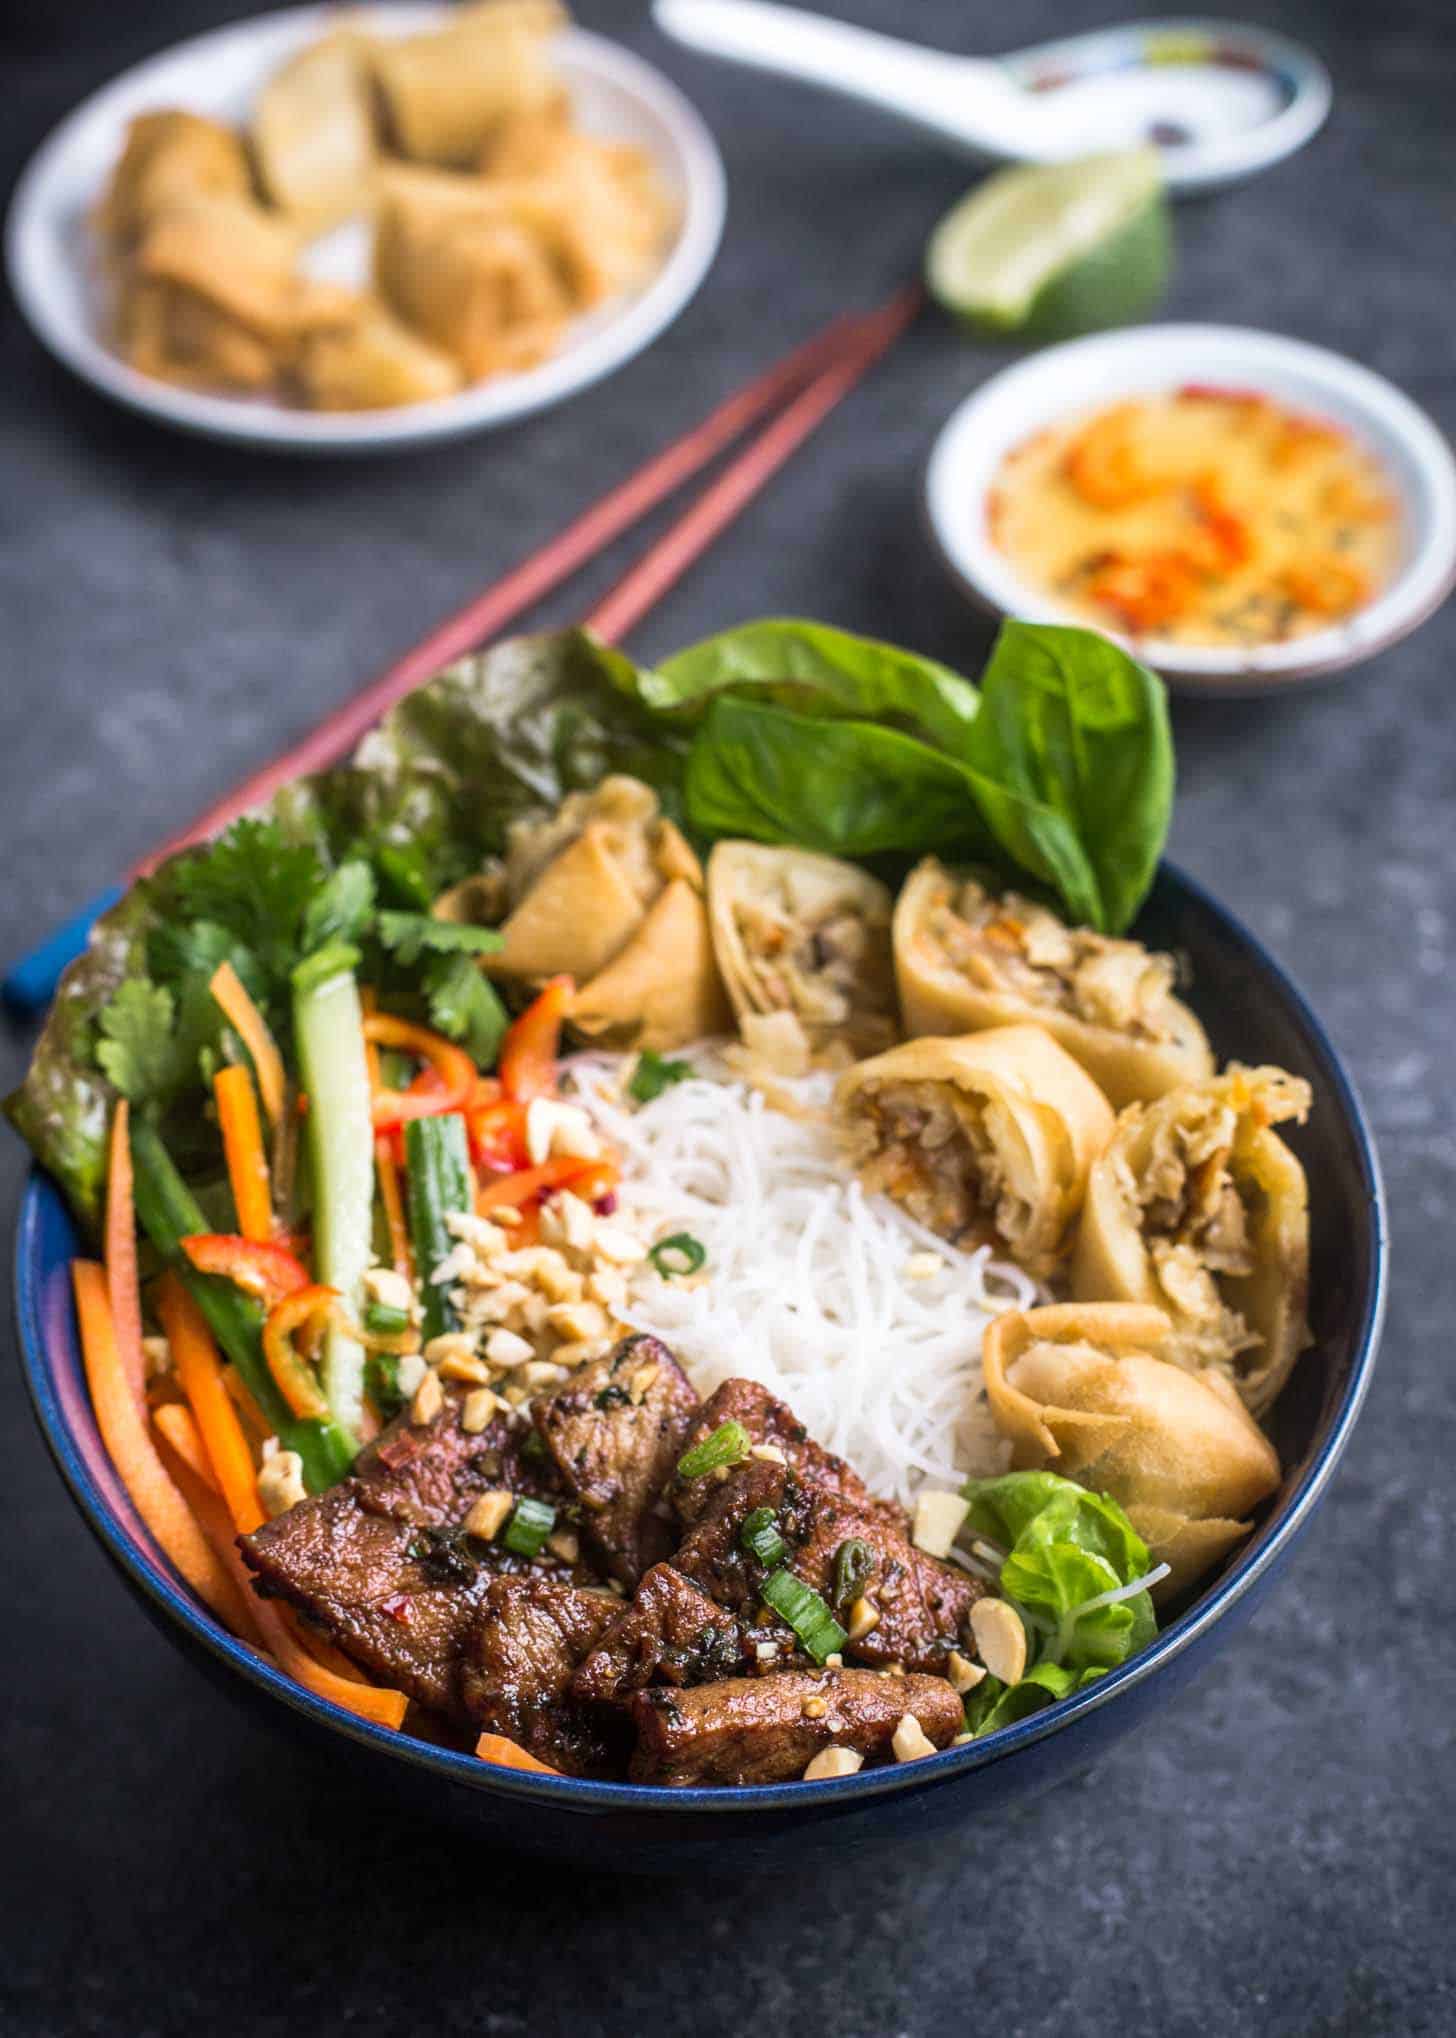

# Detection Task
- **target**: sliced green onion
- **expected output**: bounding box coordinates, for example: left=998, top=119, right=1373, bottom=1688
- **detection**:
left=503, top=1496, right=557, bottom=1559
left=760, top=1568, right=847, bottom=1665
left=649, top=1232, right=706, bottom=1279
left=832, top=1537, right=877, bottom=1610
left=366, top=1352, right=404, bottom=1419
left=677, top=1419, right=751, bottom=1481
left=628, top=1050, right=693, bottom=1103
left=740, top=1506, right=788, bottom=1567
left=364, top=1300, right=411, bottom=1337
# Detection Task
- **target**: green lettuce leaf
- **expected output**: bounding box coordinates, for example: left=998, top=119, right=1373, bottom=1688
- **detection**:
left=961, top=1470, right=1160, bottom=1736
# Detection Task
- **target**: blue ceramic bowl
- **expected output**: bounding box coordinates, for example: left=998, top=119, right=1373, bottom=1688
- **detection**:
left=13, top=861, right=1386, bottom=1871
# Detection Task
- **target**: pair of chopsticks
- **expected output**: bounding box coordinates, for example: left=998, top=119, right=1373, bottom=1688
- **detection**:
left=2, top=282, right=922, bottom=1017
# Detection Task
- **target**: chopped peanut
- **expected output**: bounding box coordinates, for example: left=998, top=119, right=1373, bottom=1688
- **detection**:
left=485, top=1329, right=534, bottom=1369
left=256, top=1449, right=306, bottom=1520
left=463, top=1491, right=513, bottom=1541
left=946, top=1650, right=986, bottom=1696
left=461, top=1387, right=497, bottom=1434
left=970, top=1598, right=1028, bottom=1686
left=845, top=1596, right=881, bottom=1643
left=891, top=1714, right=938, bottom=1763
left=802, top=1746, right=863, bottom=1781
left=410, top=1367, right=444, bottom=1427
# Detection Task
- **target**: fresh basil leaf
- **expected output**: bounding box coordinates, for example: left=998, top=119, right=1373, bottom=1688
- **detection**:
left=966, top=621, right=1172, bottom=934
left=646, top=618, right=981, bottom=754
left=684, top=697, right=996, bottom=860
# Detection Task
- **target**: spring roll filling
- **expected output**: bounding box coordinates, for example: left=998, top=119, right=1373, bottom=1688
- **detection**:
left=928, top=879, right=1183, bottom=1043
left=845, top=1079, right=1039, bottom=1257
left=1119, top=1101, right=1261, bottom=1365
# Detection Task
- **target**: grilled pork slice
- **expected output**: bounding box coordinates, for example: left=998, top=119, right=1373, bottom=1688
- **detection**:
left=570, top=1564, right=753, bottom=1703
left=353, top=1381, right=545, bottom=1527
left=674, top=1377, right=903, bottom=1530
left=461, top=1577, right=629, bottom=1777
left=629, top=1668, right=963, bottom=1786
left=241, top=1483, right=502, bottom=1715
left=532, top=1334, right=699, bottom=1587
left=240, top=1383, right=566, bottom=1717
left=675, top=1456, right=981, bottom=1675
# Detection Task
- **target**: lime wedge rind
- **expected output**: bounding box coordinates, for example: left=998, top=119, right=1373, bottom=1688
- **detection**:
left=926, top=151, right=1172, bottom=342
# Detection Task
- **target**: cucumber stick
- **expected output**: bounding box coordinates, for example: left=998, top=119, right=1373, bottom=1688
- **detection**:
left=292, top=959, right=374, bottom=1441
left=405, top=1114, right=473, bottom=1343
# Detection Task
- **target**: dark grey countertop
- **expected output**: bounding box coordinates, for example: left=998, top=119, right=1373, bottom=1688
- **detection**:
left=3, top=1, right=1453, bottom=2031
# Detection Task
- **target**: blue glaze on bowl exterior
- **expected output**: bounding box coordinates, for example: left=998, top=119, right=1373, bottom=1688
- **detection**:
left=12, top=862, right=1386, bottom=1870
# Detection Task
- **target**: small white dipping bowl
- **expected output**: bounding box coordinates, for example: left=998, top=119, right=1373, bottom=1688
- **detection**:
left=924, top=324, right=1456, bottom=692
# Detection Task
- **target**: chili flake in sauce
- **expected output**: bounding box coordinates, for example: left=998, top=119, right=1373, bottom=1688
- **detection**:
left=990, top=387, right=1401, bottom=646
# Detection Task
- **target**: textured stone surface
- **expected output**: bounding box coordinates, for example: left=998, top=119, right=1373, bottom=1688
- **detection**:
left=2, top=0, right=1453, bottom=2031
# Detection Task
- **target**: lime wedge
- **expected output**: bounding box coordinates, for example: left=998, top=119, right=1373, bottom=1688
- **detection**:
left=926, top=150, right=1171, bottom=341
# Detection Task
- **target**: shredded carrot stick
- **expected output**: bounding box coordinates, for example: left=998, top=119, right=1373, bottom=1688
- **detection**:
left=247, top=1590, right=410, bottom=1728
left=71, top=1261, right=247, bottom=1630
left=157, top=1274, right=265, bottom=1535
left=151, top=1402, right=219, bottom=1494
left=104, top=1101, right=146, bottom=1413
left=284, top=1608, right=377, bottom=1684
left=209, top=963, right=286, bottom=1127
left=148, top=1425, right=269, bottom=1653
left=474, top=1732, right=561, bottom=1775
left=220, top=1363, right=272, bottom=1451
left=377, top=1140, right=414, bottom=1280
left=214, top=1065, right=273, bottom=1242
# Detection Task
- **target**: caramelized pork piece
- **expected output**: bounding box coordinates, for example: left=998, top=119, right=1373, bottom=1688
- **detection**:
left=240, top=1382, right=564, bottom=1716
left=354, top=1383, right=544, bottom=1527
left=241, top=1483, right=503, bottom=1715
left=532, top=1335, right=699, bottom=1587
left=460, top=1577, right=628, bottom=1777
left=570, top=1565, right=753, bottom=1703
left=675, top=1457, right=980, bottom=1675
left=629, top=1668, right=963, bottom=1786
left=674, top=1377, right=903, bottom=1531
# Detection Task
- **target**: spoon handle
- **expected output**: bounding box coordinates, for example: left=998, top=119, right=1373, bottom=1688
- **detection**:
left=653, top=0, right=1031, bottom=151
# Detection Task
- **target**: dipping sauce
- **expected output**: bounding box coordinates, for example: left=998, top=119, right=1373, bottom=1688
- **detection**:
left=989, top=387, right=1401, bottom=646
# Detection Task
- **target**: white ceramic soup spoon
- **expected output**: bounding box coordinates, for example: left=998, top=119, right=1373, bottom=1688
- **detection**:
left=652, top=4, right=1331, bottom=193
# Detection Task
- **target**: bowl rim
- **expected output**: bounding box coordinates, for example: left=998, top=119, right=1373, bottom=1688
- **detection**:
left=3, top=7, right=728, bottom=456
left=12, top=857, right=1387, bottom=1815
left=923, top=322, right=1456, bottom=696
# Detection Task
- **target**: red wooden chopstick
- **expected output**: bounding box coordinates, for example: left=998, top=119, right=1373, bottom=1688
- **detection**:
left=136, top=287, right=918, bottom=878
left=585, top=284, right=922, bottom=645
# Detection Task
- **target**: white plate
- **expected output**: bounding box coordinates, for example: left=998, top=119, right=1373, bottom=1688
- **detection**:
left=5, top=5, right=727, bottom=455
left=925, top=324, right=1456, bottom=691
